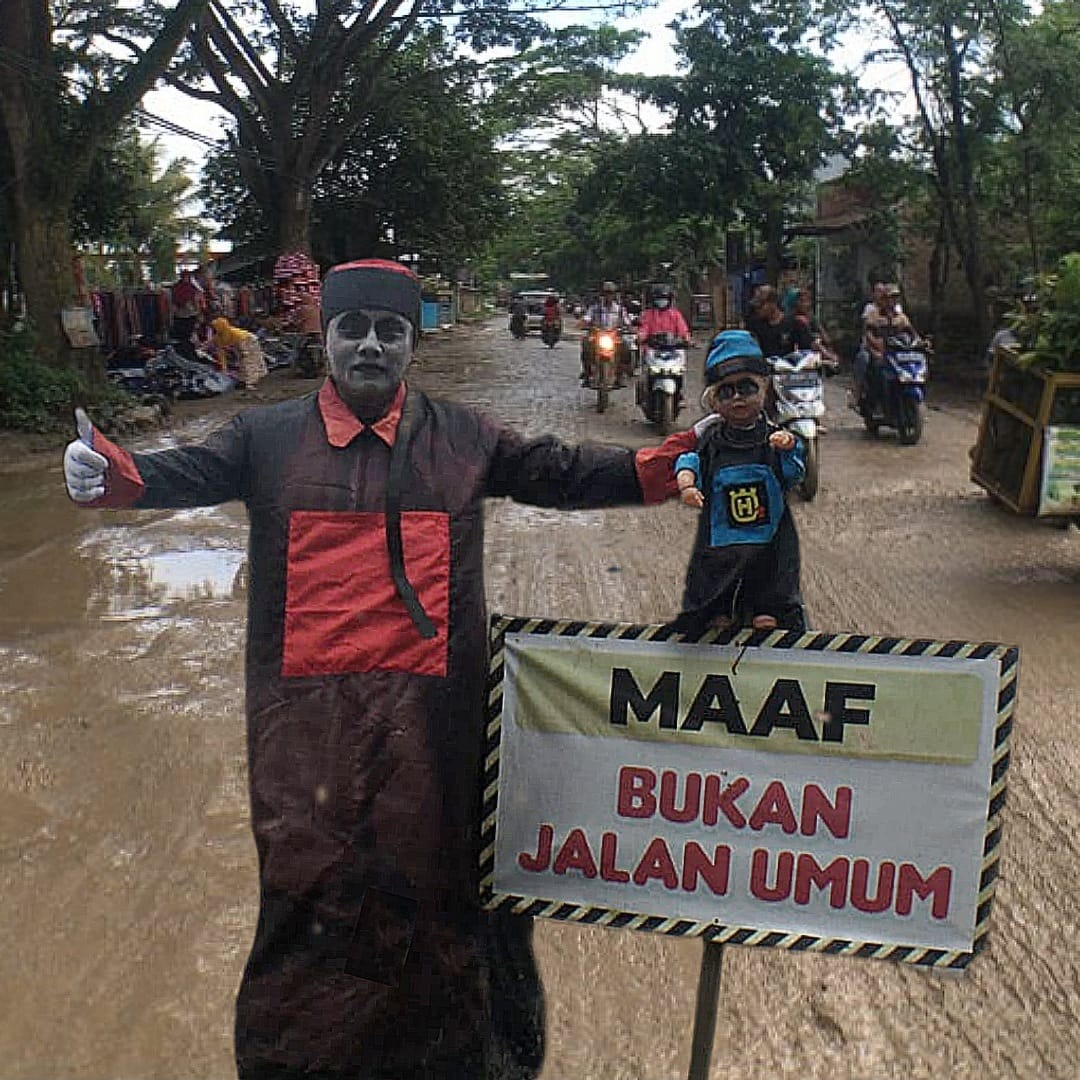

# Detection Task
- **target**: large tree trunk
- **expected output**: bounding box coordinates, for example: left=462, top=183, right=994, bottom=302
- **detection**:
left=0, top=0, right=207, bottom=372
left=928, top=208, right=948, bottom=346
left=943, top=14, right=988, bottom=354
left=276, top=178, right=314, bottom=254
left=10, top=191, right=79, bottom=366
left=1022, top=140, right=1039, bottom=276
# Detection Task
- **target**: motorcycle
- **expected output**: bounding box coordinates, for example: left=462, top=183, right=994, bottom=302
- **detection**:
left=636, top=331, right=687, bottom=435
left=509, top=309, right=527, bottom=339
left=584, top=326, right=624, bottom=413
left=768, top=349, right=825, bottom=501
left=856, top=334, right=930, bottom=445
left=541, top=316, right=562, bottom=348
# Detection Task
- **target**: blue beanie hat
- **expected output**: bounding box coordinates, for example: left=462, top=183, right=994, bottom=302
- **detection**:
left=705, top=330, right=768, bottom=383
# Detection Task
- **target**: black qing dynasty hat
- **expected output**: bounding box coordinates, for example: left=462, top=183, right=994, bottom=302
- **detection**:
left=322, top=259, right=422, bottom=331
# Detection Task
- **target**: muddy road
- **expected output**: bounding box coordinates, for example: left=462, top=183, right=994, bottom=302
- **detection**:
left=1, top=320, right=1077, bottom=1079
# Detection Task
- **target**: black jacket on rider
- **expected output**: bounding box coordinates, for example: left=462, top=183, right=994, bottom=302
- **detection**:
left=747, top=314, right=813, bottom=359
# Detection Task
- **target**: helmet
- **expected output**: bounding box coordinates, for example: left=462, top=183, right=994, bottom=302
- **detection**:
left=602, top=280, right=617, bottom=294
left=650, top=283, right=674, bottom=308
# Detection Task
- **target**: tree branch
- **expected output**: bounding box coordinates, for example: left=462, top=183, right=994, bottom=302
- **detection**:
left=161, top=70, right=229, bottom=104
left=262, top=0, right=301, bottom=56
left=77, top=0, right=210, bottom=164
left=98, top=30, right=143, bottom=59
left=209, top=0, right=277, bottom=92
left=197, top=7, right=278, bottom=126
left=309, top=8, right=421, bottom=171
left=188, top=17, right=270, bottom=152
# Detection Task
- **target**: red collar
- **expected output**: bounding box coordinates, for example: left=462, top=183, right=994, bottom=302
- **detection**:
left=318, top=380, right=406, bottom=448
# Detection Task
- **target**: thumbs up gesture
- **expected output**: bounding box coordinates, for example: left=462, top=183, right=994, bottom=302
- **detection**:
left=63, top=408, right=108, bottom=502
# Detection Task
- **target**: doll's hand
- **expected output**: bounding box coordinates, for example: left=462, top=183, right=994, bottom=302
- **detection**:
left=769, top=430, right=796, bottom=451
left=680, top=486, right=704, bottom=509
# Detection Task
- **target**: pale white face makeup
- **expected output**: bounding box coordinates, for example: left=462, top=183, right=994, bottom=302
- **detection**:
left=325, top=308, right=414, bottom=417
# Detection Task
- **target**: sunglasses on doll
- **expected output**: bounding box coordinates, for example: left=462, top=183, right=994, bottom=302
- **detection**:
left=714, top=377, right=763, bottom=400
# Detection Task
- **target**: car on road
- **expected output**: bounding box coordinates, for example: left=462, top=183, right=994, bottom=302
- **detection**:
left=512, top=290, right=555, bottom=334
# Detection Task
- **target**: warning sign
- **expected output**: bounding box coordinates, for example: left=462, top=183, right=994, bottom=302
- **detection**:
left=480, top=618, right=1017, bottom=969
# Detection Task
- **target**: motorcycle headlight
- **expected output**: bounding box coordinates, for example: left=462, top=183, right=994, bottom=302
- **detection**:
left=597, top=333, right=615, bottom=352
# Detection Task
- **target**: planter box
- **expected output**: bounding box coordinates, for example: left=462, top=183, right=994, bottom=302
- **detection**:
left=971, top=345, right=1080, bottom=516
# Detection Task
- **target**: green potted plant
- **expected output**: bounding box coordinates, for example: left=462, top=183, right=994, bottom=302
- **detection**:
left=1006, top=253, right=1080, bottom=372
left=972, top=253, right=1080, bottom=514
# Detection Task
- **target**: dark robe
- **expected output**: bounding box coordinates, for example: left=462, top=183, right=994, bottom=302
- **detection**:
left=86, top=380, right=681, bottom=1079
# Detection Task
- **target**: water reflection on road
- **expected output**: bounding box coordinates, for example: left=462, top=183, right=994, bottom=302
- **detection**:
left=0, top=452, right=255, bottom=1078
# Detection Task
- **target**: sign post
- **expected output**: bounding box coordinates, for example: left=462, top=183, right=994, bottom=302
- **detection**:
left=480, top=616, right=1018, bottom=1070
left=687, top=940, right=724, bottom=1080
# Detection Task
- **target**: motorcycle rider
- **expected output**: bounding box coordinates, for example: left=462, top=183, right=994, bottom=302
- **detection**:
left=509, top=292, right=527, bottom=337
left=745, top=285, right=813, bottom=359
left=860, top=284, right=922, bottom=406
left=581, top=281, right=629, bottom=385
left=637, top=283, right=694, bottom=346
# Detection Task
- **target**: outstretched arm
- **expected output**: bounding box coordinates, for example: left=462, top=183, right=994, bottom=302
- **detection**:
left=485, top=424, right=703, bottom=509
left=63, top=408, right=248, bottom=510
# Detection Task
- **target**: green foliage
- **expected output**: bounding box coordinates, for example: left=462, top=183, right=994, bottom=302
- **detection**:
left=983, top=0, right=1080, bottom=273
left=72, top=125, right=199, bottom=284
left=484, top=25, right=647, bottom=143
left=0, top=325, right=86, bottom=431
left=1008, top=254, right=1080, bottom=372
left=843, top=122, right=928, bottom=269
left=202, top=32, right=503, bottom=274
left=497, top=0, right=848, bottom=290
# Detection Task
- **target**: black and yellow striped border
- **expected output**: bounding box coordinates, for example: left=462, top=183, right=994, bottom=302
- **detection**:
left=480, top=615, right=1018, bottom=970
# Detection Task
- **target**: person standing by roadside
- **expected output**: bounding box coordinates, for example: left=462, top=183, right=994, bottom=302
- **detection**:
left=170, top=269, right=205, bottom=363
left=61, top=258, right=700, bottom=1080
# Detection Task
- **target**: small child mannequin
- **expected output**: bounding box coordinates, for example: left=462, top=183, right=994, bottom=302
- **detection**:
left=672, top=330, right=806, bottom=634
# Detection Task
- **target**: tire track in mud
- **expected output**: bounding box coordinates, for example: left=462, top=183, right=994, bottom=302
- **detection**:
left=423, top=323, right=1080, bottom=1080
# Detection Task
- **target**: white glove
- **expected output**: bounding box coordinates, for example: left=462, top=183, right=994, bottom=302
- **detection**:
left=63, top=408, right=108, bottom=503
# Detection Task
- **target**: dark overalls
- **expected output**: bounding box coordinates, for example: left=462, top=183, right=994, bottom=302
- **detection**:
left=673, top=416, right=806, bottom=635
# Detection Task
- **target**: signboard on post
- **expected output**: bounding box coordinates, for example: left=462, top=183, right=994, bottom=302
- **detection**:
left=480, top=617, right=1017, bottom=970
left=61, top=307, right=100, bottom=348
left=1039, top=425, right=1080, bottom=516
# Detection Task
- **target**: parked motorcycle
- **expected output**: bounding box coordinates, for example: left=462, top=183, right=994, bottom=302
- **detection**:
left=768, top=349, right=825, bottom=501
left=636, top=331, right=687, bottom=435
left=541, top=316, right=562, bottom=348
left=856, top=334, right=930, bottom=445
left=584, top=326, right=624, bottom=413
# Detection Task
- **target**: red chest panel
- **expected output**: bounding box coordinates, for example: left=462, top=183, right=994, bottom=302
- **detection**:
left=282, top=510, right=450, bottom=678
